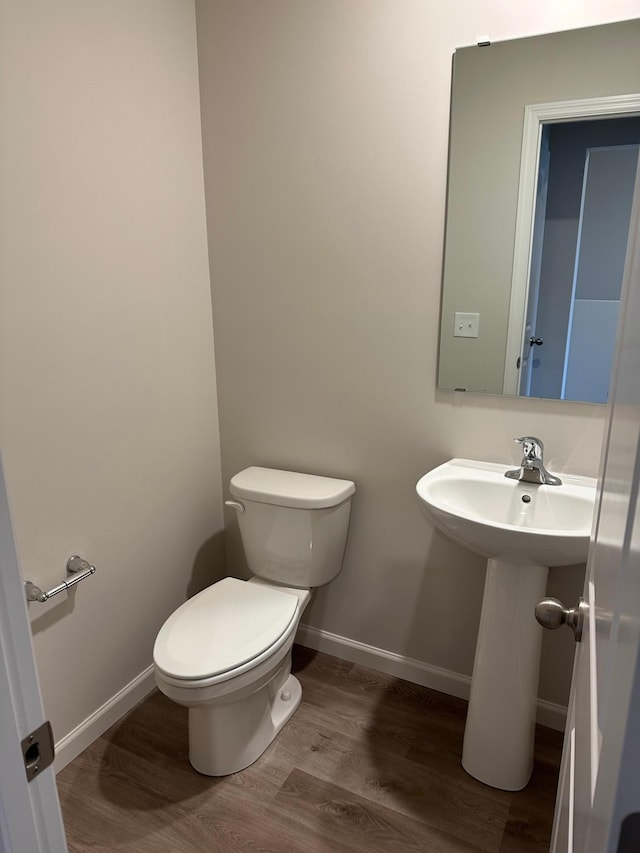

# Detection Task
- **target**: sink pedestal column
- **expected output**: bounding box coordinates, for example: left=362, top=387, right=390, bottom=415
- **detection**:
left=462, top=557, right=549, bottom=791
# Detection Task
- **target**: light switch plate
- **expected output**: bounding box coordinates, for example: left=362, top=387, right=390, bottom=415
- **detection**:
left=454, top=312, right=480, bottom=338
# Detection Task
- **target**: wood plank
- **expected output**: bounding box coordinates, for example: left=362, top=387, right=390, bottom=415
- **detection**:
left=57, top=645, right=562, bottom=853
left=270, top=767, right=489, bottom=853
left=267, top=710, right=508, bottom=851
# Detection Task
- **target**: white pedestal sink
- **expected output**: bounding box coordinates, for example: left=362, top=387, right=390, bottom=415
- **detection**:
left=416, top=458, right=596, bottom=790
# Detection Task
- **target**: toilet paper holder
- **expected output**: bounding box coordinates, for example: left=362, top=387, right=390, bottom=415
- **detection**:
left=24, top=555, right=96, bottom=603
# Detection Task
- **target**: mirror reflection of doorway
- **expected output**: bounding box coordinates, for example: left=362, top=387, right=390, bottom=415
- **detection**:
left=520, top=117, right=640, bottom=402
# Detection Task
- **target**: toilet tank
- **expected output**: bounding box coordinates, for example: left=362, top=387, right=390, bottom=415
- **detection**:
left=229, top=467, right=355, bottom=588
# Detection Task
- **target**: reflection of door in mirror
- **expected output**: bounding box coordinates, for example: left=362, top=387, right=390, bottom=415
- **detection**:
left=518, top=118, right=640, bottom=403
left=518, top=126, right=551, bottom=397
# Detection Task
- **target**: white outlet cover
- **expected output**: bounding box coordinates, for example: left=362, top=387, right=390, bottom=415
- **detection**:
left=454, top=312, right=480, bottom=338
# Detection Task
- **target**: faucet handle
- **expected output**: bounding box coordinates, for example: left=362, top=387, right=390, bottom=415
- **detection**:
left=515, top=436, right=544, bottom=460
left=508, top=437, right=562, bottom=485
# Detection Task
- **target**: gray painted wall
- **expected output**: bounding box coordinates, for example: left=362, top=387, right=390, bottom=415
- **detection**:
left=195, top=2, right=637, bottom=708
left=2, top=0, right=637, bottom=750
left=0, top=0, right=224, bottom=744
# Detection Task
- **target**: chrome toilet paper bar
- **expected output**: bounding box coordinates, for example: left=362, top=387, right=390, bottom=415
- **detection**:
left=24, top=555, right=96, bottom=603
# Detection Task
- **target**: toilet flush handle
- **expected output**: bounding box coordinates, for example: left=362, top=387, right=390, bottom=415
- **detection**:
left=225, top=499, right=245, bottom=513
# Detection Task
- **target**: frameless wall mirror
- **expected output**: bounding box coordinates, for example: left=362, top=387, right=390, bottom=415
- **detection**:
left=438, top=19, right=640, bottom=403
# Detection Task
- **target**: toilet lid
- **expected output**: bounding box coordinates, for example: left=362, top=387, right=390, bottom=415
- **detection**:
left=153, top=578, right=299, bottom=681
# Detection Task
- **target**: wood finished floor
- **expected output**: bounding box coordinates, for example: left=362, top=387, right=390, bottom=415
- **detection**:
left=57, top=645, right=562, bottom=852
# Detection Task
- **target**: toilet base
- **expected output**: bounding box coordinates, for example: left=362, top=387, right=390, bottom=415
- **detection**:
left=188, top=671, right=302, bottom=776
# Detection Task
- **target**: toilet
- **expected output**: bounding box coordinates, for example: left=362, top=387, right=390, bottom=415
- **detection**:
left=153, top=466, right=355, bottom=776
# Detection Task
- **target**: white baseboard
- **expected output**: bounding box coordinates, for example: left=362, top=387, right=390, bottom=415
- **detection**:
left=54, top=625, right=567, bottom=774
left=296, top=623, right=567, bottom=733
left=54, top=665, right=156, bottom=773
left=535, top=698, right=567, bottom=732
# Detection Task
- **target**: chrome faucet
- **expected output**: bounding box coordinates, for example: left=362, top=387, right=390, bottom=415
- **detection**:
left=505, top=436, right=562, bottom=486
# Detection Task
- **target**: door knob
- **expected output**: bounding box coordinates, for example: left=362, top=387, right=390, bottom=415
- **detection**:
left=534, top=596, right=587, bottom=642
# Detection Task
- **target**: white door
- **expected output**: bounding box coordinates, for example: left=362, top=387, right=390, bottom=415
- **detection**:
left=517, top=127, right=551, bottom=397
left=551, top=163, right=640, bottom=851
left=0, top=456, right=68, bottom=853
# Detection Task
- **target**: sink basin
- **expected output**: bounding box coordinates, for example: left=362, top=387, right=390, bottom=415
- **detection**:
left=416, top=458, right=597, bottom=791
left=416, top=458, right=596, bottom=566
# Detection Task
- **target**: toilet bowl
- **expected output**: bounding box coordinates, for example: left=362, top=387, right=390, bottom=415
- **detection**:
left=153, top=466, right=354, bottom=776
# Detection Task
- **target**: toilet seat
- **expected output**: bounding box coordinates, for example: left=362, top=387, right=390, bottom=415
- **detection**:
left=153, top=577, right=299, bottom=684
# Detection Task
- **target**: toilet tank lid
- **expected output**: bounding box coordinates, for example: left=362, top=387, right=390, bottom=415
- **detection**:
left=230, top=466, right=355, bottom=509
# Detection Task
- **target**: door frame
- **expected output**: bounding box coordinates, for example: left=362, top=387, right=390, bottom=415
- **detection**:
left=502, top=93, right=640, bottom=395
left=0, top=456, right=68, bottom=852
